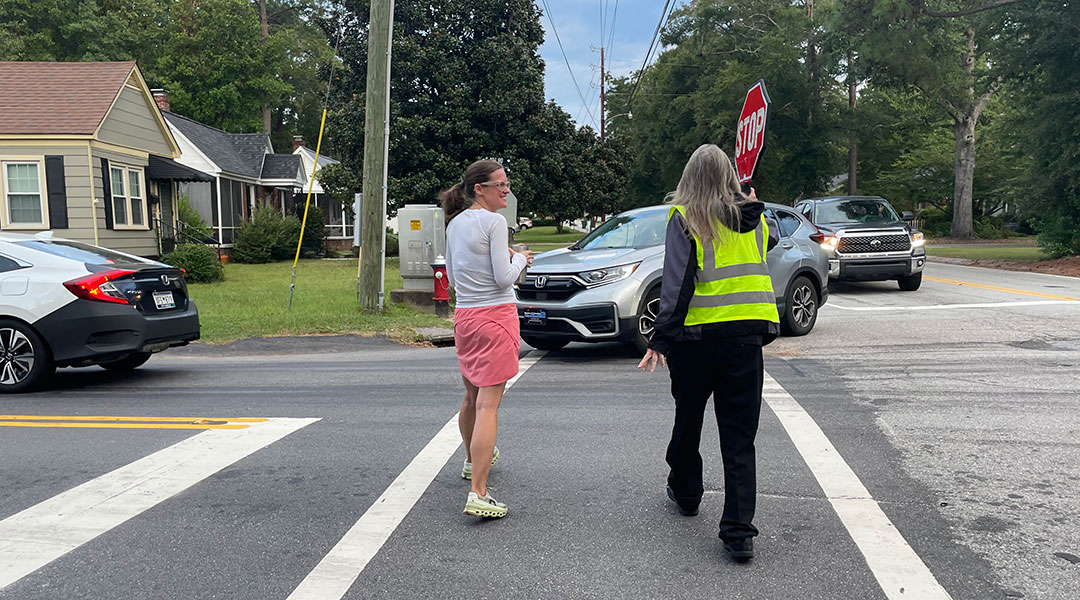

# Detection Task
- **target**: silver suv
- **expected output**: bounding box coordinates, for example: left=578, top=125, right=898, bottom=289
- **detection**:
left=514, top=203, right=830, bottom=352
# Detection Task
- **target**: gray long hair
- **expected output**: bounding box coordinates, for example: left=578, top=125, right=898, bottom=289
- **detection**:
left=666, top=144, right=748, bottom=245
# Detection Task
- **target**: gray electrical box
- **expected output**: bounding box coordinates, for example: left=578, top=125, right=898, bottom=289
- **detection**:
left=398, top=204, right=445, bottom=291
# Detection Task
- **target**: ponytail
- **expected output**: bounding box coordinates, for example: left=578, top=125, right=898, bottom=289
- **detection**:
left=440, top=183, right=469, bottom=225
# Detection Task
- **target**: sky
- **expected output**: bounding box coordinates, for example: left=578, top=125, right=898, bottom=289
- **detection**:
left=534, top=0, right=678, bottom=129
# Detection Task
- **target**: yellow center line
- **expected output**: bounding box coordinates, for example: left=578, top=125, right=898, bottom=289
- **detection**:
left=0, top=415, right=269, bottom=423
left=924, top=275, right=1079, bottom=301
left=0, top=422, right=250, bottom=430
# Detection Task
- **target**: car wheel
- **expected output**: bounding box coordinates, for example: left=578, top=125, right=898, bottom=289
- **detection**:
left=0, top=319, right=53, bottom=393
left=780, top=276, right=818, bottom=337
left=521, top=336, right=569, bottom=351
left=898, top=272, right=922, bottom=291
left=100, top=351, right=153, bottom=372
left=632, top=287, right=662, bottom=355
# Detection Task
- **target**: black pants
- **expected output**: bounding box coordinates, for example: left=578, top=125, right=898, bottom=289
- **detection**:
left=665, top=339, right=763, bottom=541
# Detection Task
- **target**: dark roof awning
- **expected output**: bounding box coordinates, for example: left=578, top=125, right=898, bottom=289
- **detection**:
left=148, top=155, right=213, bottom=182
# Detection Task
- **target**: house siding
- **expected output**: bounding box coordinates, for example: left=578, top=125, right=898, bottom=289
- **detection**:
left=98, top=87, right=174, bottom=157
left=0, top=144, right=88, bottom=236
left=91, top=148, right=157, bottom=256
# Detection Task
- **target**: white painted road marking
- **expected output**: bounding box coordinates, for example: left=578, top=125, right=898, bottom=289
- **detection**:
left=763, top=374, right=952, bottom=600
left=827, top=299, right=1079, bottom=312
left=287, top=350, right=546, bottom=600
left=0, top=417, right=319, bottom=590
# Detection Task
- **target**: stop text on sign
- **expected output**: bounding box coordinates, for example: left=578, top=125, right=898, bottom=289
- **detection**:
left=736, top=107, right=766, bottom=158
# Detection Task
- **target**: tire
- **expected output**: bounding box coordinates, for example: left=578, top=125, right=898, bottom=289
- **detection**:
left=780, top=276, right=819, bottom=337
left=520, top=336, right=569, bottom=351
left=0, top=319, right=54, bottom=393
left=632, top=286, right=662, bottom=355
left=898, top=272, right=922, bottom=291
left=100, top=351, right=153, bottom=371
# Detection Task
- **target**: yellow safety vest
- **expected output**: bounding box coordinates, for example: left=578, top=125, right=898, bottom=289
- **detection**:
left=669, top=205, right=780, bottom=326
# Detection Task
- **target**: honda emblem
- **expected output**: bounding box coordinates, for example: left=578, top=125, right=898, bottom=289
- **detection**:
left=160, top=274, right=173, bottom=285
left=535, top=275, right=548, bottom=288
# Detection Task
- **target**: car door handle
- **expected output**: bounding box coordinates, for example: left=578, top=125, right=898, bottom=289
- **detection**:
left=782, top=242, right=794, bottom=249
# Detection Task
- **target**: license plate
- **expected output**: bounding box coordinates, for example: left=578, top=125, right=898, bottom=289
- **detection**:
left=523, top=309, right=546, bottom=326
left=153, top=291, right=175, bottom=310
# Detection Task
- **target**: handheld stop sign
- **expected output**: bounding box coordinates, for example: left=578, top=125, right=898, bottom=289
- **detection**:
left=734, top=80, right=771, bottom=190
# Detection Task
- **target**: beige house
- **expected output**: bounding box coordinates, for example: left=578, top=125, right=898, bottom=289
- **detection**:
left=0, top=61, right=180, bottom=256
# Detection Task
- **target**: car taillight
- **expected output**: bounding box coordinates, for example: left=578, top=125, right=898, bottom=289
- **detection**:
left=63, top=269, right=136, bottom=304
left=809, top=229, right=826, bottom=244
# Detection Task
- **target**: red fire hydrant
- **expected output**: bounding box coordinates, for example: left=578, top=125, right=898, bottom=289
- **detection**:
left=432, top=255, right=450, bottom=317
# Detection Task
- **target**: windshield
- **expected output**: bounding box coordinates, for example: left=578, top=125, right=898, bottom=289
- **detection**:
left=815, top=199, right=900, bottom=224
left=16, top=240, right=153, bottom=265
left=571, top=210, right=668, bottom=250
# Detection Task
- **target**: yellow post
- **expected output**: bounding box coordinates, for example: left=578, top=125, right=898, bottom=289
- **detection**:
left=287, top=107, right=329, bottom=311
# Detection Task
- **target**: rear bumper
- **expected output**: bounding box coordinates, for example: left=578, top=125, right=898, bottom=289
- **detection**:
left=35, top=299, right=200, bottom=367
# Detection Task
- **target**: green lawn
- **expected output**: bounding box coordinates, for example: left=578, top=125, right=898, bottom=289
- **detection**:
left=513, top=225, right=583, bottom=253
left=187, top=258, right=452, bottom=345
left=925, top=245, right=1045, bottom=262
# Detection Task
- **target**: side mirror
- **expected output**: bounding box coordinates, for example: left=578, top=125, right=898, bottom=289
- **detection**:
left=902, top=210, right=915, bottom=222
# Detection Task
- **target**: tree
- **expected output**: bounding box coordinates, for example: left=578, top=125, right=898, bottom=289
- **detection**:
left=322, top=0, right=590, bottom=217
left=997, top=0, right=1080, bottom=256
left=838, top=0, right=1016, bottom=238
left=606, top=0, right=844, bottom=208
left=157, top=0, right=291, bottom=133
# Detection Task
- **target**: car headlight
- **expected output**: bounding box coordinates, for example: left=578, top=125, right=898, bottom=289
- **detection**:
left=910, top=232, right=925, bottom=247
left=579, top=263, right=639, bottom=286
left=820, top=236, right=840, bottom=251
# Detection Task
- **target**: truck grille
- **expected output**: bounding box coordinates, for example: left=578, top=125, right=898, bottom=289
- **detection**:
left=838, top=234, right=910, bottom=254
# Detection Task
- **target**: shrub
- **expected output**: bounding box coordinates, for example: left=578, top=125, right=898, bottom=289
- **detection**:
left=162, top=243, right=224, bottom=283
left=974, top=215, right=1007, bottom=239
left=385, top=229, right=399, bottom=257
left=233, top=205, right=301, bottom=263
left=917, top=206, right=952, bottom=238
left=176, top=194, right=214, bottom=242
left=294, top=203, right=326, bottom=258
left=1036, top=215, right=1080, bottom=258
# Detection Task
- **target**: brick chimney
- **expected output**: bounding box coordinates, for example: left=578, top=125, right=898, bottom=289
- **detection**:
left=291, top=135, right=305, bottom=151
left=151, top=89, right=170, bottom=111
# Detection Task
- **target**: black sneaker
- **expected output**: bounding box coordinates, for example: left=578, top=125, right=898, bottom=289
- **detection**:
left=665, top=486, right=699, bottom=516
left=723, top=537, right=754, bottom=562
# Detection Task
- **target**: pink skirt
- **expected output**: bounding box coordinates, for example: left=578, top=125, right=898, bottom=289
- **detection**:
left=454, top=303, right=521, bottom=387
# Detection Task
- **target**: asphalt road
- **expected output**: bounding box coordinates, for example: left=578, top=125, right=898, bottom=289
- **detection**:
left=1, top=261, right=1077, bottom=599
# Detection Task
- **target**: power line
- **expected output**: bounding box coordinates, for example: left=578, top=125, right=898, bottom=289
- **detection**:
left=540, top=0, right=598, bottom=127
left=626, top=0, right=675, bottom=111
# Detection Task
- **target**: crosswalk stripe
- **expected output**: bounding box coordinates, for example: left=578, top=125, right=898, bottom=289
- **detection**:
left=286, top=351, right=546, bottom=600
left=763, top=375, right=952, bottom=600
left=0, top=417, right=319, bottom=590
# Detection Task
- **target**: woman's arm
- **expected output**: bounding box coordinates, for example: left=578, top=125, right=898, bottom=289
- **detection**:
left=648, top=213, right=698, bottom=356
left=488, top=215, right=526, bottom=288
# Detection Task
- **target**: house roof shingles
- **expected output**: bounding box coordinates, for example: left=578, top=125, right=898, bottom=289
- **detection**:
left=260, top=154, right=300, bottom=180
left=163, top=111, right=272, bottom=178
left=0, top=61, right=135, bottom=135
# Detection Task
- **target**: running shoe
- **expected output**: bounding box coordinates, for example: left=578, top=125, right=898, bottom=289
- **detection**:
left=461, top=445, right=499, bottom=480
left=464, top=491, right=508, bottom=518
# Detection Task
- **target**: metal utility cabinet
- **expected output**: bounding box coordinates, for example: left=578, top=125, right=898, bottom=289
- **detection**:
left=397, top=205, right=445, bottom=291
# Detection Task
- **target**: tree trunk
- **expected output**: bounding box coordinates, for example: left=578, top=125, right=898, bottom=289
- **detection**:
left=950, top=115, right=976, bottom=238
left=260, top=0, right=272, bottom=135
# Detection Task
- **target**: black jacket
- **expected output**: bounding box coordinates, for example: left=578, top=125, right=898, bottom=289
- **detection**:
left=647, top=202, right=780, bottom=356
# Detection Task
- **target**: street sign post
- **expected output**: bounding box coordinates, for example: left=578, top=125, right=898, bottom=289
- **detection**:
left=734, top=80, right=771, bottom=189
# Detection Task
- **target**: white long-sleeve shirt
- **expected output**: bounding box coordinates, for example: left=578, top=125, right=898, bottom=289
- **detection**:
left=445, top=208, right=526, bottom=308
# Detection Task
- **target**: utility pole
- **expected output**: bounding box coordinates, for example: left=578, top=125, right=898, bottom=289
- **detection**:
left=600, top=46, right=606, bottom=139
left=259, top=0, right=271, bottom=134
left=358, top=0, right=394, bottom=311
left=847, top=50, right=858, bottom=195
